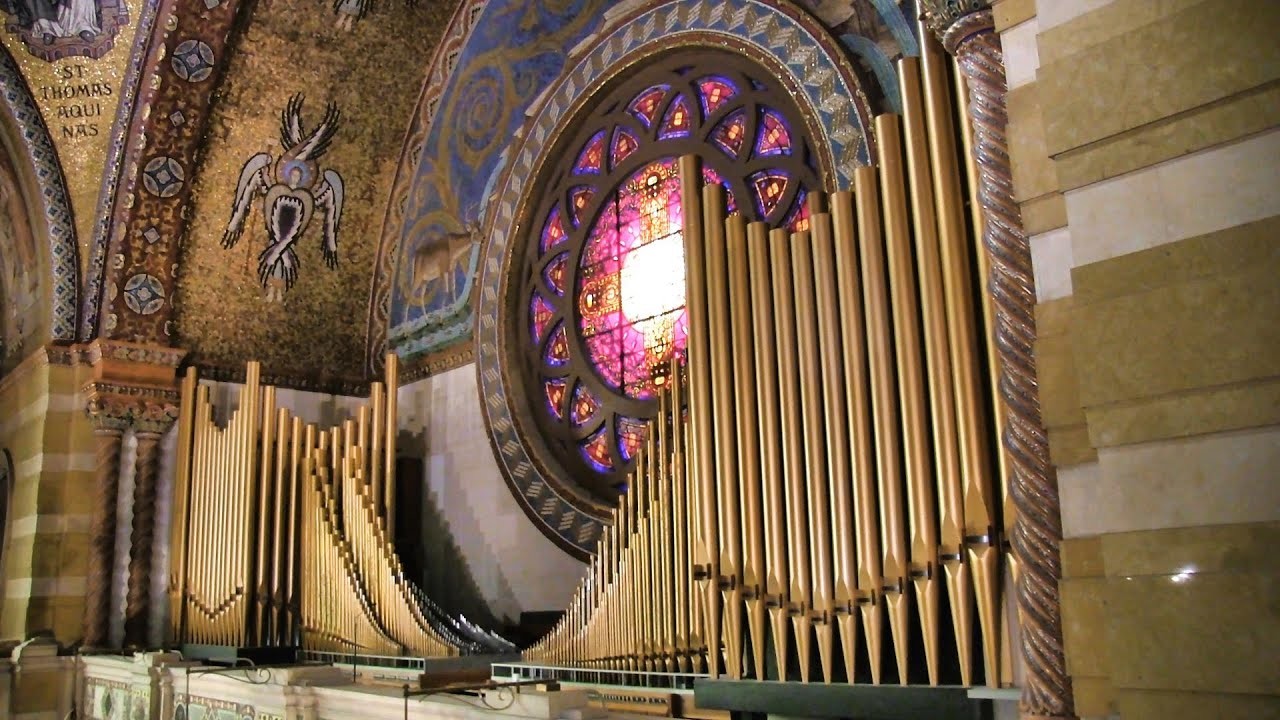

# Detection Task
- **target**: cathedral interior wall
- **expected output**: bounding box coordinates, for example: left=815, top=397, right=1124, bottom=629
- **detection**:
left=1002, top=0, right=1280, bottom=717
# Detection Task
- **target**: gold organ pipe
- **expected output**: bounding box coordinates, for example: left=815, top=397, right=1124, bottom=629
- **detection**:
left=681, top=152, right=720, bottom=679
left=953, top=53, right=1010, bottom=688
left=901, top=56, right=960, bottom=685
left=657, top=388, right=675, bottom=671
left=385, top=354, right=398, bottom=543
left=270, top=407, right=290, bottom=644
left=769, top=225, right=812, bottom=682
left=370, top=381, right=385, bottom=519
left=791, top=226, right=836, bottom=683
left=671, top=360, right=692, bottom=672
left=287, top=418, right=306, bottom=643
left=833, top=185, right=886, bottom=683
left=255, top=385, right=277, bottom=645
left=726, top=213, right=766, bottom=680
left=747, top=221, right=789, bottom=681
left=868, top=117, right=911, bottom=683
left=811, top=206, right=859, bottom=684
left=953, top=59, right=1011, bottom=534
left=880, top=109, right=941, bottom=684
left=704, top=184, right=742, bottom=679
left=170, top=367, right=197, bottom=641
left=921, top=31, right=998, bottom=686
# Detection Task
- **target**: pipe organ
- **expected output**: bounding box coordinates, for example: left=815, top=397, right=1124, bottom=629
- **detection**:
left=527, top=53, right=1013, bottom=686
left=168, top=355, right=509, bottom=656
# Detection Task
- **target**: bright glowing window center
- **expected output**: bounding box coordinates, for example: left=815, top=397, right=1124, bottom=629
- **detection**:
left=620, top=230, right=685, bottom=352
left=577, top=158, right=689, bottom=399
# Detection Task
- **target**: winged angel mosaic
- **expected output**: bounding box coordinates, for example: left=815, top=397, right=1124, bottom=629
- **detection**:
left=223, top=94, right=345, bottom=301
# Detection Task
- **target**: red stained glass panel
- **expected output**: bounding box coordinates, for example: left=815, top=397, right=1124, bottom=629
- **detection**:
left=543, top=253, right=568, bottom=296
left=627, top=85, right=668, bottom=129
left=581, top=426, right=614, bottom=472
left=529, top=292, right=555, bottom=344
left=573, top=130, right=607, bottom=175
left=570, top=383, right=599, bottom=426
left=749, top=170, right=789, bottom=218
left=544, top=322, right=570, bottom=367
left=610, top=127, right=640, bottom=168
left=616, top=416, right=647, bottom=462
left=755, top=109, right=792, bottom=156
left=710, top=109, right=748, bottom=158
left=568, top=186, right=596, bottom=227
left=539, top=206, right=567, bottom=254
left=543, top=377, right=568, bottom=420
left=697, top=76, right=738, bottom=117
left=658, top=95, right=692, bottom=140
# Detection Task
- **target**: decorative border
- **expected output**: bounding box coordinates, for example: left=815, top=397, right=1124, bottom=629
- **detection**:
left=476, top=0, right=873, bottom=558
left=363, top=0, right=489, bottom=378
left=80, top=0, right=167, bottom=341
left=92, top=0, right=244, bottom=344
left=0, top=46, right=79, bottom=341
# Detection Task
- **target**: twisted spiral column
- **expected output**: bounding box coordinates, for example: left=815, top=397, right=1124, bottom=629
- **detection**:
left=926, top=8, right=1074, bottom=719
left=124, top=431, right=162, bottom=646
left=84, top=427, right=124, bottom=648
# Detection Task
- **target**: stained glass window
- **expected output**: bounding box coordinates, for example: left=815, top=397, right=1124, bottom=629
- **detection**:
left=517, top=51, right=819, bottom=491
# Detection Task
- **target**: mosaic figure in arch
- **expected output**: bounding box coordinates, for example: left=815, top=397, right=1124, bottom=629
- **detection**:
left=222, top=93, right=346, bottom=302
left=0, top=0, right=128, bottom=62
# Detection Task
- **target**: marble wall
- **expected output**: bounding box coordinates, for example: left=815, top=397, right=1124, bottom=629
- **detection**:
left=397, top=364, right=586, bottom=621
left=999, top=0, right=1280, bottom=716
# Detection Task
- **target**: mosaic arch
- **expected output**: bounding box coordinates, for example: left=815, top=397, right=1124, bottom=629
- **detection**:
left=0, top=45, right=79, bottom=343
left=476, top=0, right=874, bottom=559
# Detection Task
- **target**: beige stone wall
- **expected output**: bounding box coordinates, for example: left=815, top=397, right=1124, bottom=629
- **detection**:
left=999, top=0, right=1280, bottom=717
left=0, top=350, right=94, bottom=645
left=398, top=365, right=586, bottom=621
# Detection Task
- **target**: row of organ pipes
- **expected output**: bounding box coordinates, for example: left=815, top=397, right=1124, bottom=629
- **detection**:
left=527, top=48, right=1018, bottom=686
left=167, top=355, right=515, bottom=656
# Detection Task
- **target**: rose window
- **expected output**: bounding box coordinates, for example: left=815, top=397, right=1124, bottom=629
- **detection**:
left=517, top=51, right=820, bottom=496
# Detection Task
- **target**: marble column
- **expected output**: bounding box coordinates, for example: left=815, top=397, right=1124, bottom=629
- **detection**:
left=83, top=425, right=125, bottom=648
left=919, top=2, right=1073, bottom=719
left=124, top=430, right=163, bottom=646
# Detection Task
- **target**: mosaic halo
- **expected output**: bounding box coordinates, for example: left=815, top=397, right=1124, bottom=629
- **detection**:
left=477, top=0, right=873, bottom=559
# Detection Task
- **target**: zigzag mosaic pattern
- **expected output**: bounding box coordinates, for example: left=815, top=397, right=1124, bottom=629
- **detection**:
left=0, top=49, right=79, bottom=341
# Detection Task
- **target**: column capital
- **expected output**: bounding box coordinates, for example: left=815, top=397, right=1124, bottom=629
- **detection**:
left=82, top=340, right=187, bottom=434
left=919, top=1, right=995, bottom=53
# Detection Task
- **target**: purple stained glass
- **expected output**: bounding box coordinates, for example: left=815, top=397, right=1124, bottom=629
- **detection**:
left=568, top=185, right=596, bottom=227
left=578, top=158, right=689, bottom=400
left=570, top=383, right=599, bottom=426
left=611, top=127, right=640, bottom=168
left=617, top=416, right=647, bottom=462
left=544, top=322, right=570, bottom=367
left=755, top=109, right=792, bottom=156
left=573, top=130, right=607, bottom=175
left=696, top=76, right=738, bottom=117
left=782, top=188, right=811, bottom=232
left=581, top=426, right=614, bottom=472
left=658, top=95, right=692, bottom=140
left=543, top=253, right=568, bottom=296
left=749, top=169, right=790, bottom=218
left=540, top=206, right=567, bottom=254
left=710, top=109, right=748, bottom=158
left=544, top=377, right=568, bottom=420
left=701, top=166, right=738, bottom=215
left=627, top=84, right=668, bottom=129
left=529, top=292, right=555, bottom=344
